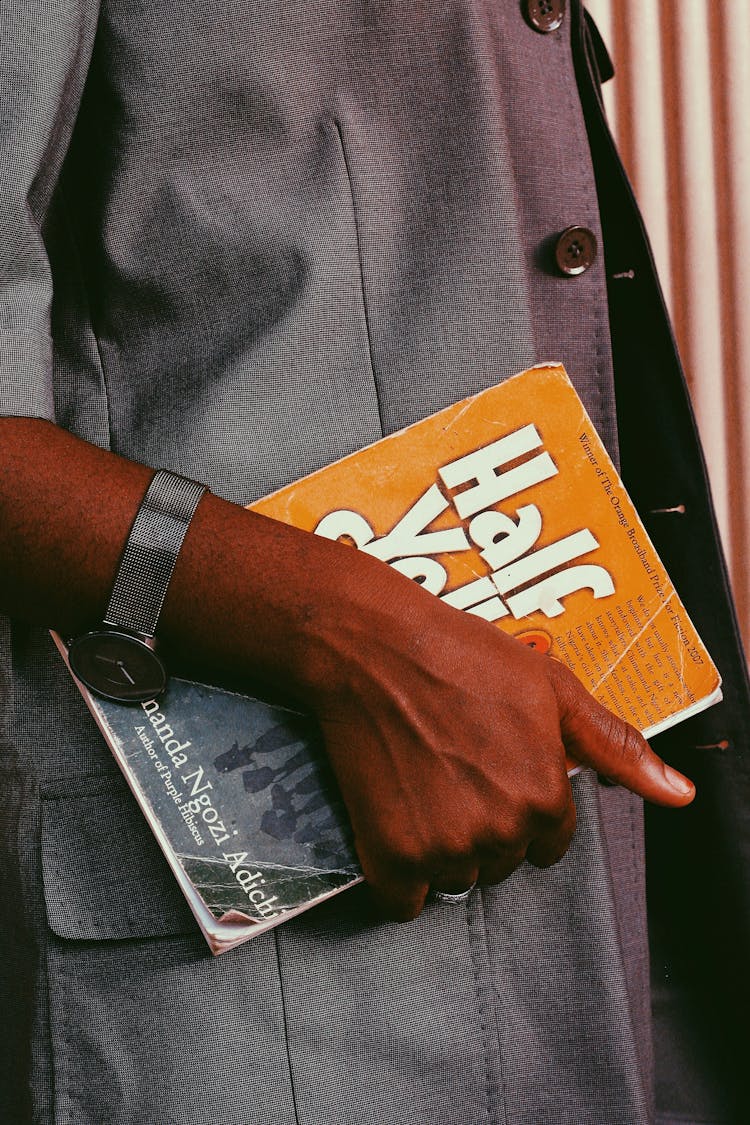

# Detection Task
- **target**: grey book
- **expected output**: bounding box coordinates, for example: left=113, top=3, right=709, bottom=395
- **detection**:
left=53, top=634, right=361, bottom=954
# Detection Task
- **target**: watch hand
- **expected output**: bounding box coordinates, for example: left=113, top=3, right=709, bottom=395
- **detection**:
left=117, top=662, right=136, bottom=686
left=92, top=652, right=137, bottom=684
left=92, top=651, right=137, bottom=686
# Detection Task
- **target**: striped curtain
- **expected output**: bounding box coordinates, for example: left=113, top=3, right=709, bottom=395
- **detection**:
left=586, top=1, right=750, bottom=655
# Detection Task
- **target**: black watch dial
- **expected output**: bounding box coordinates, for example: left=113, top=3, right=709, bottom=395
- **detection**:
left=68, top=629, right=167, bottom=703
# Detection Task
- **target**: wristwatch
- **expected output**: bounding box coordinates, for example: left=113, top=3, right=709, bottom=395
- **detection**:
left=68, top=470, right=207, bottom=703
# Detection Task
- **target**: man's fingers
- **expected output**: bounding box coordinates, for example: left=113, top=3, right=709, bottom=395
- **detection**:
left=430, top=862, right=480, bottom=897
left=360, top=855, right=430, bottom=921
left=476, top=848, right=527, bottom=886
left=526, top=797, right=577, bottom=868
left=551, top=664, right=695, bottom=806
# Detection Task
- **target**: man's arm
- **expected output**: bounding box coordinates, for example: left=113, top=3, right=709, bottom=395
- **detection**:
left=0, top=416, right=695, bottom=919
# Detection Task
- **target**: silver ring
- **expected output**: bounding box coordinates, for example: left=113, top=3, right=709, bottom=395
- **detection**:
left=432, top=881, right=477, bottom=904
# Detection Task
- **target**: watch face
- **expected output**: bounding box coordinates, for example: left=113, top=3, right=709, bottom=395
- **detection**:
left=68, top=630, right=167, bottom=703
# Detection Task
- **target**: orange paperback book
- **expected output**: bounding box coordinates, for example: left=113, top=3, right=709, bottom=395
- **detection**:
left=55, top=362, right=721, bottom=952
left=251, top=363, right=721, bottom=738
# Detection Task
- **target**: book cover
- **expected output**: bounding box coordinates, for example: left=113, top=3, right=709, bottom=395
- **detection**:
left=54, top=363, right=721, bottom=953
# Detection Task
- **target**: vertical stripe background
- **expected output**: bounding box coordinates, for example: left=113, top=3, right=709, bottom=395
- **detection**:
left=586, top=1, right=750, bottom=655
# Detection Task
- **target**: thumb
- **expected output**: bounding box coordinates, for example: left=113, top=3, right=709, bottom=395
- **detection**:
left=550, top=663, right=695, bottom=807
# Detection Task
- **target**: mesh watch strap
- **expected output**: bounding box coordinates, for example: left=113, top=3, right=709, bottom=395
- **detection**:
left=103, top=470, right=207, bottom=637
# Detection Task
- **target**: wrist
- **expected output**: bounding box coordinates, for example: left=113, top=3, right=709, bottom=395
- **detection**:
left=158, top=497, right=410, bottom=707
left=68, top=469, right=208, bottom=701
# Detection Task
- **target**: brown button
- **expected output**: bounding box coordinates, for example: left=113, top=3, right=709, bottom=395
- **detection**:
left=554, top=226, right=598, bottom=276
left=525, top=0, right=566, bottom=34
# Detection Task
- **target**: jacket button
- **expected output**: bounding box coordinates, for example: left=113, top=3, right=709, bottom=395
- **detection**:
left=554, top=226, right=598, bottom=276
left=525, top=0, right=566, bottom=34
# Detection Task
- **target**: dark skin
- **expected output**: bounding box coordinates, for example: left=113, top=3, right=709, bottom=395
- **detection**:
left=0, top=417, right=695, bottom=919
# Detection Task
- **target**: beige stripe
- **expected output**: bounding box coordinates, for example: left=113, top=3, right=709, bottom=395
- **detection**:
left=714, top=0, right=750, bottom=642
left=585, top=0, right=748, bottom=653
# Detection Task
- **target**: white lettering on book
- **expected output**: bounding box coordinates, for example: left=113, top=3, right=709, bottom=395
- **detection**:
left=223, top=853, right=280, bottom=917
left=133, top=707, right=284, bottom=916
left=438, top=424, right=557, bottom=519
left=468, top=506, right=542, bottom=571
left=179, top=771, right=232, bottom=846
left=314, top=421, right=615, bottom=620
left=139, top=699, right=191, bottom=766
left=360, top=484, right=470, bottom=562
left=183, top=766, right=212, bottom=797
left=506, top=565, right=615, bottom=618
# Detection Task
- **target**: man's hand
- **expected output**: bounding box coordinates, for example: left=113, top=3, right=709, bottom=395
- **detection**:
left=300, top=558, right=694, bottom=921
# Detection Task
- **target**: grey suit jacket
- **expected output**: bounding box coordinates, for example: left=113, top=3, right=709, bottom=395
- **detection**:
left=1, top=2, right=747, bottom=1123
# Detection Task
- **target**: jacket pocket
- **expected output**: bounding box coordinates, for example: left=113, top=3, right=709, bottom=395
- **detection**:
left=40, top=774, right=196, bottom=941
left=39, top=774, right=299, bottom=1125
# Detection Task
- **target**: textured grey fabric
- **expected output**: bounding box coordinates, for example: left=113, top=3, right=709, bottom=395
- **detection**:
left=0, top=0, right=99, bottom=415
left=1, top=2, right=664, bottom=1123
left=40, top=774, right=197, bottom=940
left=276, top=772, right=650, bottom=1125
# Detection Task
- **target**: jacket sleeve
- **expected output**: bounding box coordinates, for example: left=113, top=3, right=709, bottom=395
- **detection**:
left=0, top=0, right=100, bottom=419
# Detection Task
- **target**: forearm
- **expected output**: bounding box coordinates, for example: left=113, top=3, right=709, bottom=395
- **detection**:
left=0, top=416, right=374, bottom=704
